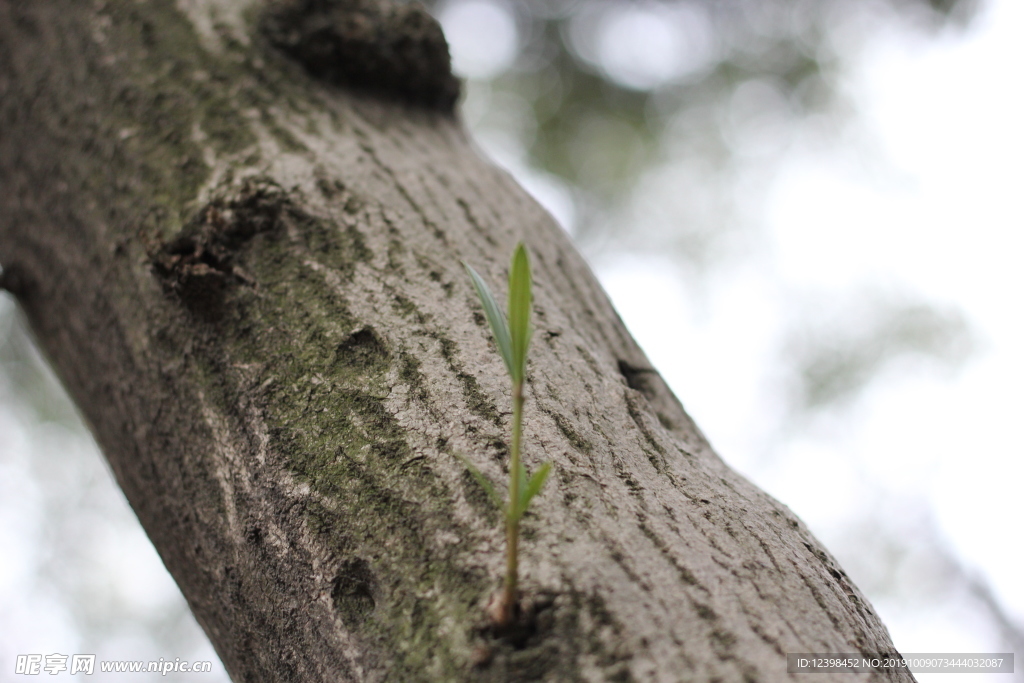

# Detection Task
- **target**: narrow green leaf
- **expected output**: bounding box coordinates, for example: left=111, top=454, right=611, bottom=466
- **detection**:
left=464, top=262, right=514, bottom=378
left=455, top=453, right=507, bottom=513
left=519, top=462, right=552, bottom=516
left=507, top=243, right=533, bottom=383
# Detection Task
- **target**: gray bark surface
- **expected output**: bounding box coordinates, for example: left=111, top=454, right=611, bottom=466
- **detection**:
left=0, top=1, right=913, bottom=681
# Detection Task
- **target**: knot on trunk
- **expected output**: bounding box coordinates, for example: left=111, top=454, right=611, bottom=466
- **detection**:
left=261, top=0, right=461, bottom=112
left=150, top=180, right=289, bottom=318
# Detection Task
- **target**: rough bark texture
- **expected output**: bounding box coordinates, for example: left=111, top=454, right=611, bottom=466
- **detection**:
left=0, top=1, right=913, bottom=681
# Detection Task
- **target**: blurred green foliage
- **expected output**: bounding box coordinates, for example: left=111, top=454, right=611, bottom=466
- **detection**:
left=0, top=298, right=80, bottom=426
left=429, top=0, right=979, bottom=262
left=783, top=295, right=975, bottom=412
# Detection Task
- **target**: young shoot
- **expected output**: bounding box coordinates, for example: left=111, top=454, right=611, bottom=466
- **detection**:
left=463, top=242, right=552, bottom=627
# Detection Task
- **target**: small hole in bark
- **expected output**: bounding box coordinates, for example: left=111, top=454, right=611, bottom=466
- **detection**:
left=617, top=359, right=659, bottom=402
left=245, top=524, right=264, bottom=546
left=335, top=326, right=390, bottom=372
left=332, top=559, right=376, bottom=624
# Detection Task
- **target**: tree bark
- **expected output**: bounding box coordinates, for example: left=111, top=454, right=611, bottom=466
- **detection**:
left=0, top=1, right=912, bottom=681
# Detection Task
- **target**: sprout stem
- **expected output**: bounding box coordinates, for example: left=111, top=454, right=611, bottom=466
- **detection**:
left=501, top=380, right=525, bottom=620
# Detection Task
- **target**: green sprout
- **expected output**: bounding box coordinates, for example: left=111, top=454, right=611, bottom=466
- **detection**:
left=463, top=242, right=552, bottom=626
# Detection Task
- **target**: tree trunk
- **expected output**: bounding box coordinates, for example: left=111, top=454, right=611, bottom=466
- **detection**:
left=0, top=1, right=912, bottom=680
